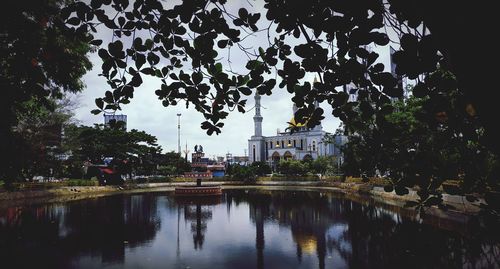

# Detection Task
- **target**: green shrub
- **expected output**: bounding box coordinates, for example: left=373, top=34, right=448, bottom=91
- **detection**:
left=171, top=177, right=195, bottom=182
left=256, top=176, right=273, bottom=181
left=269, top=174, right=319, bottom=181
left=321, top=175, right=344, bottom=182
left=147, top=176, right=172, bottom=183
left=157, top=165, right=177, bottom=176
left=344, top=176, right=390, bottom=186
left=278, top=159, right=309, bottom=176
left=66, top=179, right=99, bottom=186
left=250, top=162, right=272, bottom=176
left=230, top=165, right=256, bottom=183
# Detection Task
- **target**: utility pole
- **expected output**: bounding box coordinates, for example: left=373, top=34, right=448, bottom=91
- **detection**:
left=177, top=113, right=181, bottom=154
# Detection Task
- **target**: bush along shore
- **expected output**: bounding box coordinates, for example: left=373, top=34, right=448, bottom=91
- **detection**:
left=0, top=177, right=487, bottom=238
left=0, top=176, right=485, bottom=216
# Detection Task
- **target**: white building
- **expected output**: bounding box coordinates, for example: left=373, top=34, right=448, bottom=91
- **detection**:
left=248, top=85, right=343, bottom=167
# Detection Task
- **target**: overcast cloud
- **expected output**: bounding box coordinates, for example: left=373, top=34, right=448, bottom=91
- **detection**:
left=72, top=0, right=395, bottom=159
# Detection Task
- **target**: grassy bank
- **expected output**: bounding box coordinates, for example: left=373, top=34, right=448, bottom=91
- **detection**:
left=257, top=175, right=320, bottom=181
left=2, top=179, right=100, bottom=191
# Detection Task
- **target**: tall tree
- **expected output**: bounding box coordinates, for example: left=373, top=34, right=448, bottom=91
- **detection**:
left=4, top=0, right=498, bottom=209
left=0, top=0, right=93, bottom=182
left=53, top=0, right=498, bottom=206
left=58, top=0, right=498, bottom=152
left=12, top=96, right=78, bottom=180
left=342, top=73, right=499, bottom=206
left=65, top=123, right=162, bottom=176
left=156, top=151, right=191, bottom=176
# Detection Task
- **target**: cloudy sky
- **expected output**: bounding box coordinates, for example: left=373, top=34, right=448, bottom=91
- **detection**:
left=72, top=0, right=395, bottom=159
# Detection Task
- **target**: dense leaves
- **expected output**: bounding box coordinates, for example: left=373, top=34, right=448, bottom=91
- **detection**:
left=341, top=75, right=499, bottom=209
left=2, top=0, right=498, bottom=217
left=65, top=123, right=163, bottom=177
left=7, top=97, right=77, bottom=180
left=43, top=0, right=497, bottom=208
left=0, top=0, right=93, bottom=182
left=57, top=0, right=420, bottom=137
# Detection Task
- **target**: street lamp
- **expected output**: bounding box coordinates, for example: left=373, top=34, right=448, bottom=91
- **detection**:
left=177, top=113, right=181, bottom=154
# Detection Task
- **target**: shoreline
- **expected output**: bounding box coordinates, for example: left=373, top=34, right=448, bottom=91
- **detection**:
left=0, top=181, right=481, bottom=233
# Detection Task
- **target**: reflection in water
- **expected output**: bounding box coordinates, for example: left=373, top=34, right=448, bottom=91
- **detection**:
left=175, top=196, right=220, bottom=250
left=0, top=194, right=160, bottom=268
left=0, top=190, right=497, bottom=269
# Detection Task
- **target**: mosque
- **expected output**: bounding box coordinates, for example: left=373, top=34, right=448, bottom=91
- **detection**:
left=248, top=84, right=344, bottom=167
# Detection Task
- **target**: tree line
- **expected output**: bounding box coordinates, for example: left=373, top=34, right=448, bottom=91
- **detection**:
left=1, top=0, right=498, bottom=213
left=2, top=97, right=190, bottom=183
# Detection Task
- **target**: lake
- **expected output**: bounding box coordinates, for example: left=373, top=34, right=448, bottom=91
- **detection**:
left=0, top=188, right=496, bottom=269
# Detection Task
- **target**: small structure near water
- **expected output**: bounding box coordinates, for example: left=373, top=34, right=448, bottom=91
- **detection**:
left=176, top=145, right=222, bottom=196
left=174, top=178, right=222, bottom=196
left=184, top=144, right=225, bottom=178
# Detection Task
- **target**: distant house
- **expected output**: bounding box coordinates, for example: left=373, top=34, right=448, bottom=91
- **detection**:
left=188, top=146, right=226, bottom=177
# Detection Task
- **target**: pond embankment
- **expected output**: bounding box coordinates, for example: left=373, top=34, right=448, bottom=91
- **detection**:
left=0, top=180, right=482, bottom=231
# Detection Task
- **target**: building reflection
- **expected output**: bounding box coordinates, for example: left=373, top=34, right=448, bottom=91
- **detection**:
left=228, top=189, right=413, bottom=269
left=0, top=194, right=161, bottom=268
left=1, top=190, right=497, bottom=269
left=226, top=189, right=498, bottom=269
left=244, top=190, right=335, bottom=269
left=175, top=196, right=220, bottom=250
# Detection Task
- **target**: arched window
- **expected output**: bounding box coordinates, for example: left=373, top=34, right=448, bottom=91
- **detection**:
left=300, top=139, right=303, bottom=149
left=272, top=151, right=280, bottom=163
left=312, top=141, right=316, bottom=152
left=293, top=139, right=296, bottom=148
left=281, top=140, right=284, bottom=148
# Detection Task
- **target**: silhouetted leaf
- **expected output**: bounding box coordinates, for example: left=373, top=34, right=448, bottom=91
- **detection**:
left=67, top=17, right=81, bottom=26
left=90, top=39, right=103, bottom=46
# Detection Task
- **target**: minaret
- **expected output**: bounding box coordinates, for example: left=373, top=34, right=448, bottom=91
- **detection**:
left=312, top=76, right=323, bottom=131
left=313, top=76, right=320, bottom=108
left=253, top=94, right=263, bottom=137
left=249, top=93, right=265, bottom=164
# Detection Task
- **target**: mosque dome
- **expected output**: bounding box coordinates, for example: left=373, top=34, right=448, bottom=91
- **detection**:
left=288, top=117, right=308, bottom=128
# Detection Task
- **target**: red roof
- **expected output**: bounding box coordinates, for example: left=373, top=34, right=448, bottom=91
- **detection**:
left=100, top=168, right=115, bottom=174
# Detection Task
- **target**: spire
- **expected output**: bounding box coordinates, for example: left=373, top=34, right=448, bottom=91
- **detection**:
left=253, top=93, right=263, bottom=137
left=312, top=77, right=322, bottom=131
left=254, top=93, right=261, bottom=117
left=313, top=77, right=320, bottom=108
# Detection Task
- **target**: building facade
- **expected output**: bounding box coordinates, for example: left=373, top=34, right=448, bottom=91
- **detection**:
left=104, top=114, right=127, bottom=129
left=187, top=145, right=226, bottom=178
left=248, top=89, right=344, bottom=167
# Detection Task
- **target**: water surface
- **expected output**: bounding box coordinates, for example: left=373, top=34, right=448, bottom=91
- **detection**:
left=0, top=189, right=496, bottom=269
